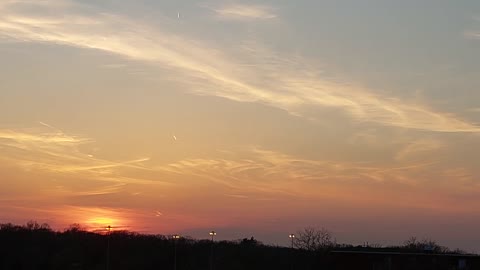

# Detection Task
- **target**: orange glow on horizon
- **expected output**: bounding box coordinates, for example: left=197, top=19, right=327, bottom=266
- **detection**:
left=85, top=217, right=119, bottom=230
left=55, top=206, right=132, bottom=233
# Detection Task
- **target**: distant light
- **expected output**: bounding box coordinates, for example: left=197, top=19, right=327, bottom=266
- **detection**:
left=209, top=231, right=217, bottom=236
left=289, top=234, right=295, bottom=238
left=173, top=234, right=181, bottom=239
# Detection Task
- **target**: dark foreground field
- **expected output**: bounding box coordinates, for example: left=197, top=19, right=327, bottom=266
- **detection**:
left=1, top=223, right=478, bottom=270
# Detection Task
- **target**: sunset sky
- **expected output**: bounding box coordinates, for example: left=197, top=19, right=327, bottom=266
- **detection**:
left=1, top=0, right=480, bottom=252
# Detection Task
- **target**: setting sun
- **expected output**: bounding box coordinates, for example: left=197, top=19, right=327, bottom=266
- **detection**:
left=55, top=206, right=130, bottom=232
left=86, top=217, right=118, bottom=230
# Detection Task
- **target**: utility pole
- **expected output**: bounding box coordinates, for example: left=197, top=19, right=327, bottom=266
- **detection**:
left=106, top=225, right=112, bottom=270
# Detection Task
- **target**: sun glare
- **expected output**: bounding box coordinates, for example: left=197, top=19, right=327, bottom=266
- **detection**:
left=85, top=216, right=122, bottom=233
left=58, top=206, right=132, bottom=233
left=76, top=208, right=127, bottom=231
left=87, top=217, right=117, bottom=227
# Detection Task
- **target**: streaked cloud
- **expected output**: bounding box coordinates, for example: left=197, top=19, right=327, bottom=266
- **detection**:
left=159, top=147, right=438, bottom=191
left=212, top=4, right=277, bottom=20
left=0, top=0, right=478, bottom=134
left=0, top=125, right=154, bottom=184
left=151, top=146, right=480, bottom=219
left=0, top=129, right=89, bottom=145
left=395, top=139, right=445, bottom=161
left=464, top=31, right=480, bottom=40
left=464, top=16, right=480, bottom=40
left=100, top=63, right=128, bottom=69
left=3, top=124, right=465, bottom=201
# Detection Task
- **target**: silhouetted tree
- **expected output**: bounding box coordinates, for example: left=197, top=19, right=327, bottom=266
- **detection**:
left=295, top=227, right=335, bottom=251
left=25, top=220, right=51, bottom=231
left=65, top=223, right=85, bottom=232
left=403, top=236, right=449, bottom=253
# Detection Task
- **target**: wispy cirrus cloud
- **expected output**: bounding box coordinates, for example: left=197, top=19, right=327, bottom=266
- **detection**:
left=212, top=4, right=277, bottom=20
left=0, top=124, right=152, bottom=181
left=0, top=124, right=182, bottom=226
left=2, top=124, right=469, bottom=200
left=464, top=16, right=480, bottom=40
left=464, top=31, right=480, bottom=40
left=0, top=129, right=89, bottom=146
left=0, top=1, right=479, bottom=133
left=159, top=148, right=436, bottom=191
left=395, top=139, right=445, bottom=161
left=155, top=147, right=480, bottom=212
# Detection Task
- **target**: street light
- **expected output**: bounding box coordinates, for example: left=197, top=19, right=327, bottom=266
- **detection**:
left=209, top=231, right=217, bottom=241
left=209, top=231, right=217, bottom=270
left=289, top=234, right=295, bottom=249
left=172, top=235, right=181, bottom=270
left=289, top=234, right=296, bottom=270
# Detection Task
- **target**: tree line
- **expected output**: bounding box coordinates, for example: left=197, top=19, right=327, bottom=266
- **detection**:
left=293, top=226, right=468, bottom=254
left=0, top=222, right=473, bottom=270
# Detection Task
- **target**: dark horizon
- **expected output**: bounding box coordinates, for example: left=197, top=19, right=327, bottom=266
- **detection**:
left=1, top=0, right=480, bottom=259
left=1, top=221, right=479, bottom=270
left=1, top=221, right=476, bottom=256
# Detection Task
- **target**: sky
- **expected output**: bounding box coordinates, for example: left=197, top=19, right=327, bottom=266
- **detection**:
left=1, top=0, right=480, bottom=252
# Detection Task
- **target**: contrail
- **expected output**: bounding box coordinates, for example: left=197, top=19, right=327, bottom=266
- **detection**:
left=39, top=121, right=62, bottom=132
